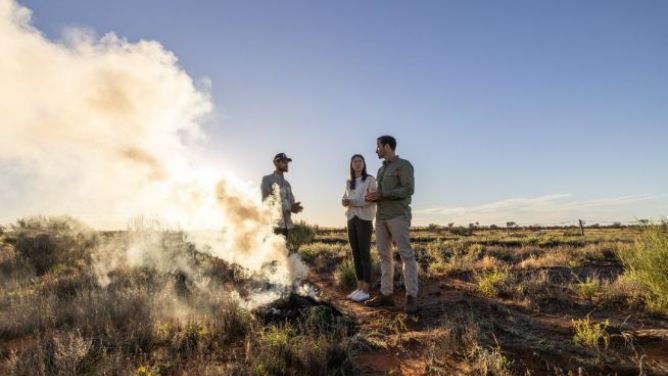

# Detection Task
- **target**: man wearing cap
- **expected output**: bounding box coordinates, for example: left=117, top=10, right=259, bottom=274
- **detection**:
left=261, top=153, right=304, bottom=238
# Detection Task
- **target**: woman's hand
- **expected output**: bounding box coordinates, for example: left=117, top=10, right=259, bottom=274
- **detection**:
left=342, top=198, right=351, bottom=207
left=365, top=192, right=380, bottom=202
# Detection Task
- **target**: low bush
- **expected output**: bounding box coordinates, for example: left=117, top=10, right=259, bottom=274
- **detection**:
left=335, top=258, right=357, bottom=291
left=9, top=217, right=96, bottom=276
left=572, top=315, right=609, bottom=354
left=288, top=222, right=317, bottom=252
left=474, top=268, right=511, bottom=297
left=617, top=225, right=668, bottom=313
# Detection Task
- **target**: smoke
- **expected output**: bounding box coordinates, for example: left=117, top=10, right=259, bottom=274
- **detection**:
left=0, top=0, right=215, bottom=228
left=0, top=1, right=306, bottom=289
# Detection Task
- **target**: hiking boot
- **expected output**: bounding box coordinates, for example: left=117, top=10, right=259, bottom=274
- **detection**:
left=404, top=295, right=418, bottom=314
left=365, top=294, right=394, bottom=307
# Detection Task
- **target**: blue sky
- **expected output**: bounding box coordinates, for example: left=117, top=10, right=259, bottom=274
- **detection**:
left=19, top=0, right=668, bottom=226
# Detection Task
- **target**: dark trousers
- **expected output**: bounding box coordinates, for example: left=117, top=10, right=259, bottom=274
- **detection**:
left=347, top=216, right=373, bottom=284
left=274, top=228, right=289, bottom=238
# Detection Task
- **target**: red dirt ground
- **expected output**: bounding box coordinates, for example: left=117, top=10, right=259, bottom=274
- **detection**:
left=307, top=270, right=668, bottom=375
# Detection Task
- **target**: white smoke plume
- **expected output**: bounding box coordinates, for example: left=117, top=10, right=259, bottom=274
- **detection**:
left=0, top=0, right=306, bottom=287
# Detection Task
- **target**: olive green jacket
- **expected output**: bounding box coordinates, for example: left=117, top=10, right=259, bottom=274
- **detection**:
left=376, top=156, right=414, bottom=221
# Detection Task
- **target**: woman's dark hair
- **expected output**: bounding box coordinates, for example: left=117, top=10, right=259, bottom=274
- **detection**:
left=348, top=154, right=369, bottom=190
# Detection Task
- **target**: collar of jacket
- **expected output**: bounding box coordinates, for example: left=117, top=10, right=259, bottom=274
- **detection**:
left=383, top=155, right=399, bottom=166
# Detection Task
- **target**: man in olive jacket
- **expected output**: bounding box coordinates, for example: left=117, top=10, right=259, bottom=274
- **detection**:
left=364, top=135, right=418, bottom=313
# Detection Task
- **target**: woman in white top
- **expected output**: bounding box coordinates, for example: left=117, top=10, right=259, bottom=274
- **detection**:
left=342, top=154, right=377, bottom=302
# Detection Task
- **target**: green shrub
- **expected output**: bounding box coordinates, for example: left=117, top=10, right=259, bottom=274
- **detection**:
left=474, top=268, right=510, bottom=297
left=249, top=320, right=352, bottom=376
left=298, top=243, right=345, bottom=264
left=574, top=274, right=602, bottom=301
left=572, top=315, right=609, bottom=353
left=288, top=222, right=317, bottom=252
left=617, top=225, right=668, bottom=312
left=335, top=258, right=357, bottom=291
left=450, top=226, right=473, bottom=236
left=429, top=243, right=482, bottom=276
left=467, top=243, right=485, bottom=257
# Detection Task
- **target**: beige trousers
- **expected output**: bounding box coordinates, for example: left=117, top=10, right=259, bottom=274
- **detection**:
left=376, top=216, right=418, bottom=297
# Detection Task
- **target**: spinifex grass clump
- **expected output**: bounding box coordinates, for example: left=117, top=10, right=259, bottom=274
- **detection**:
left=474, top=268, right=511, bottom=297
left=617, top=224, right=668, bottom=313
left=335, top=258, right=357, bottom=291
left=298, top=243, right=347, bottom=273
left=573, top=274, right=602, bottom=301
left=429, top=242, right=484, bottom=276
left=287, top=221, right=317, bottom=253
left=9, top=216, right=96, bottom=276
left=248, top=294, right=355, bottom=375
left=571, top=315, right=610, bottom=354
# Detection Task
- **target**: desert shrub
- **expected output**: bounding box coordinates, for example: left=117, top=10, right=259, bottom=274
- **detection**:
left=103, top=266, right=166, bottom=294
left=160, top=303, right=253, bottom=351
left=429, top=244, right=481, bottom=276
left=599, top=274, right=646, bottom=309
left=298, top=243, right=347, bottom=273
left=249, top=320, right=352, bottom=376
left=474, top=268, right=511, bottom=297
left=467, top=243, right=485, bottom=257
left=69, top=288, right=156, bottom=355
left=573, top=274, right=602, bottom=301
left=571, top=316, right=609, bottom=353
left=519, top=250, right=567, bottom=269
left=617, top=225, right=668, bottom=313
left=580, top=244, right=617, bottom=262
left=38, top=267, right=98, bottom=301
left=425, top=329, right=456, bottom=375
left=487, top=246, right=539, bottom=263
left=335, top=258, right=357, bottom=291
left=217, top=303, right=254, bottom=344
left=428, top=255, right=448, bottom=275
left=513, top=269, right=567, bottom=309
left=10, top=216, right=96, bottom=276
left=170, top=320, right=209, bottom=358
left=288, top=222, right=317, bottom=252
left=202, top=255, right=249, bottom=285
left=475, top=255, right=503, bottom=271
left=433, top=310, right=513, bottom=376
left=465, top=342, right=513, bottom=375
left=8, top=330, right=92, bottom=376
left=0, top=242, right=34, bottom=284
left=450, top=226, right=473, bottom=236
left=0, top=293, right=55, bottom=340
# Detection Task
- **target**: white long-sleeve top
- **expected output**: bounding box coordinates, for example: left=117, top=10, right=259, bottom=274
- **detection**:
left=342, top=176, right=377, bottom=221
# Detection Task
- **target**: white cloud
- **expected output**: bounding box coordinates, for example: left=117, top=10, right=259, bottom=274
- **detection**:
left=415, top=194, right=668, bottom=226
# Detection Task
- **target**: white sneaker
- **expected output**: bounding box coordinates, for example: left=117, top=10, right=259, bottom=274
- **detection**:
left=352, top=291, right=370, bottom=302
left=346, top=289, right=360, bottom=300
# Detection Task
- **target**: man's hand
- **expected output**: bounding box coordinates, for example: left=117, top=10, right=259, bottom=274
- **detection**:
left=291, top=202, right=304, bottom=213
left=365, top=192, right=380, bottom=202
left=342, top=198, right=350, bottom=207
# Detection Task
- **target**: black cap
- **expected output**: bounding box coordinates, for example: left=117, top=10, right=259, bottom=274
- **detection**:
left=273, top=153, right=292, bottom=162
